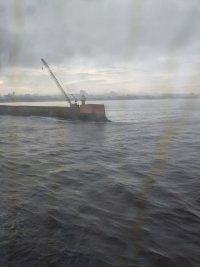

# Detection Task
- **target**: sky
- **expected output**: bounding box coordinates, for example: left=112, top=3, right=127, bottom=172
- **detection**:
left=0, top=0, right=200, bottom=96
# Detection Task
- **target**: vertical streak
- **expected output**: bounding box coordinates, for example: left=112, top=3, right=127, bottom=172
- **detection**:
left=9, top=0, right=24, bottom=133
left=7, top=1, right=24, bottom=266
left=127, top=0, right=144, bottom=59
left=123, top=2, right=200, bottom=266
left=10, top=0, right=24, bottom=93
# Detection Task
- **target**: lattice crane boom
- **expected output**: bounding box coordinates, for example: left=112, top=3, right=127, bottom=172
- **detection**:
left=41, top=58, right=71, bottom=106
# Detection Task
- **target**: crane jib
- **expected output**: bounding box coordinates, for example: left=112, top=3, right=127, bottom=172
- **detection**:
left=41, top=58, right=71, bottom=106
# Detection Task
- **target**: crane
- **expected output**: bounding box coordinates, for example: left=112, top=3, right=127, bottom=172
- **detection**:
left=71, top=94, right=77, bottom=101
left=41, top=58, right=71, bottom=106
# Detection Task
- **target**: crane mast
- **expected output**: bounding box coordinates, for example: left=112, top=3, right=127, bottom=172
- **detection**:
left=41, top=58, right=71, bottom=106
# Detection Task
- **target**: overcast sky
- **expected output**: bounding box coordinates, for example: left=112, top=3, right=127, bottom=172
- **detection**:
left=0, top=0, right=200, bottom=95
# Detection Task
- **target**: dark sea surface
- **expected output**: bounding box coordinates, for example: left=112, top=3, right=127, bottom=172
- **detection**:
left=0, top=99, right=200, bottom=267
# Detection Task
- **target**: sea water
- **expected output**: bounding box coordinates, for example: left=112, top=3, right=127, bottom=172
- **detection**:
left=0, top=99, right=200, bottom=267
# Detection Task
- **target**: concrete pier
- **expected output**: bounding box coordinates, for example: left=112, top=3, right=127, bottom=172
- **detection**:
left=0, top=104, right=109, bottom=122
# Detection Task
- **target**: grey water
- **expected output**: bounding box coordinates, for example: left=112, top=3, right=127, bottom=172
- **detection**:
left=0, top=99, right=200, bottom=267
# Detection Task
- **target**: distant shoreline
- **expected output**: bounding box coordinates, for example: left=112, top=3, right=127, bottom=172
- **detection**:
left=0, top=94, right=199, bottom=103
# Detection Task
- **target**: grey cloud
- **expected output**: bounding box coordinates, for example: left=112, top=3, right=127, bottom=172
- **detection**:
left=0, top=0, right=200, bottom=95
left=0, top=0, right=199, bottom=70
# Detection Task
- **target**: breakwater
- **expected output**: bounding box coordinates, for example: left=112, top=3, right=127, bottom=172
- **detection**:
left=0, top=104, right=108, bottom=122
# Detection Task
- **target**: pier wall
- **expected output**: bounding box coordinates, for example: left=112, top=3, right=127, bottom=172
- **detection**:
left=0, top=105, right=108, bottom=122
